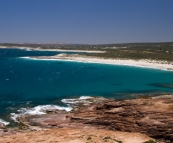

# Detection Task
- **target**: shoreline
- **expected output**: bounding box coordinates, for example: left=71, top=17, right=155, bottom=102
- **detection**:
left=0, top=46, right=105, bottom=53
left=1, top=95, right=173, bottom=142
left=2, top=46, right=173, bottom=71
left=23, top=54, right=173, bottom=71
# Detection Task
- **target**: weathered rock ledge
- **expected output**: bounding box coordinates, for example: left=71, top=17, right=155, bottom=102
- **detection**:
left=1, top=95, right=173, bottom=143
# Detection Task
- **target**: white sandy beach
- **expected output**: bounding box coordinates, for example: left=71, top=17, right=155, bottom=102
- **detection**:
left=2, top=46, right=173, bottom=70
left=70, top=57, right=173, bottom=70
left=0, top=46, right=105, bottom=53
left=27, top=54, right=173, bottom=71
left=34, top=48, right=105, bottom=53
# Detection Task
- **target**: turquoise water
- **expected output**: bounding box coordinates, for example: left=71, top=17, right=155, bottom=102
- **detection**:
left=0, top=48, right=173, bottom=124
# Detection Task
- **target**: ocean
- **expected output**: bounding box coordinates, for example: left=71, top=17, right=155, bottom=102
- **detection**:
left=0, top=48, right=173, bottom=125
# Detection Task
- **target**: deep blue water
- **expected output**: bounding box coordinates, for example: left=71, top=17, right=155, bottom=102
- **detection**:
left=0, top=48, right=173, bottom=123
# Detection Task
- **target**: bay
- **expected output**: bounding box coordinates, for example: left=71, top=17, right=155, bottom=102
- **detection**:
left=0, top=48, right=173, bottom=123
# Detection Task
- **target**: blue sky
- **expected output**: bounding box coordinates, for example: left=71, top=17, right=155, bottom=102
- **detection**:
left=0, top=0, right=173, bottom=44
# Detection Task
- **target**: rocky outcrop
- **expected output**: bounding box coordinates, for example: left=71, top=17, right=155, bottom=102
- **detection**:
left=0, top=123, right=8, bottom=133
left=16, top=95, right=173, bottom=143
left=0, top=128, right=153, bottom=143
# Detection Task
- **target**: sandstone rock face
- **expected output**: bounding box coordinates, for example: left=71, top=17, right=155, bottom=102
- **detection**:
left=0, top=128, right=153, bottom=143
left=18, top=95, right=173, bottom=143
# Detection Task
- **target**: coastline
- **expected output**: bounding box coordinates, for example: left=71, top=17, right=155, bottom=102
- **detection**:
left=1, top=95, right=173, bottom=143
left=0, top=46, right=105, bottom=53
left=25, top=54, right=173, bottom=71
left=2, top=46, right=173, bottom=71
left=1, top=48, right=173, bottom=142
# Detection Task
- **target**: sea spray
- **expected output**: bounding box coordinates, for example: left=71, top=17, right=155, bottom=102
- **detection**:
left=10, top=105, right=72, bottom=122
left=0, top=118, right=9, bottom=126
left=62, top=96, right=93, bottom=104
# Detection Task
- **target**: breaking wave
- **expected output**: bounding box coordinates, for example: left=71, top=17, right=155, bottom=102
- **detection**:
left=10, top=105, right=72, bottom=122
left=0, top=118, right=10, bottom=126
left=61, top=96, right=93, bottom=104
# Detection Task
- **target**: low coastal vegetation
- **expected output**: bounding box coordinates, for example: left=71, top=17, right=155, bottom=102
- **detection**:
left=85, top=42, right=173, bottom=61
left=1, top=42, right=173, bottom=61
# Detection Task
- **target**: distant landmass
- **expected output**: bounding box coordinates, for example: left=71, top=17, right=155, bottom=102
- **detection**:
left=0, top=41, right=173, bottom=48
left=1, top=42, right=173, bottom=61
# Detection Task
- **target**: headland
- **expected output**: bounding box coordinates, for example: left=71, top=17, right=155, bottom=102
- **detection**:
left=1, top=95, right=173, bottom=143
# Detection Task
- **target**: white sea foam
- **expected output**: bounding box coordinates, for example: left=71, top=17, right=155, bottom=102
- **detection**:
left=10, top=113, right=19, bottom=122
left=20, top=57, right=31, bottom=59
left=0, top=118, right=10, bottom=126
left=10, top=105, right=72, bottom=122
left=79, top=96, right=93, bottom=100
left=20, top=57, right=63, bottom=61
left=62, top=96, right=93, bottom=104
